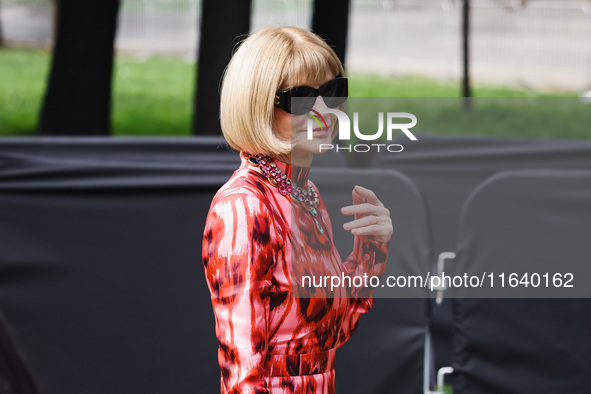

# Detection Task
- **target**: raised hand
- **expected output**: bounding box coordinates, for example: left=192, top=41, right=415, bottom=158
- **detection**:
left=340, top=185, right=393, bottom=244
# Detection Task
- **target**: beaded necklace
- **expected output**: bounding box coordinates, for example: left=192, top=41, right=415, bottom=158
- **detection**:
left=246, top=153, right=324, bottom=234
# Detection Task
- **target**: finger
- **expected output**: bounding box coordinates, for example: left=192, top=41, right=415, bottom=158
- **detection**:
left=343, top=215, right=378, bottom=230
left=351, top=188, right=366, bottom=220
left=345, top=216, right=392, bottom=232
left=352, top=187, right=364, bottom=205
left=350, top=224, right=388, bottom=237
left=341, top=204, right=384, bottom=216
left=341, top=203, right=389, bottom=216
left=354, top=185, right=383, bottom=207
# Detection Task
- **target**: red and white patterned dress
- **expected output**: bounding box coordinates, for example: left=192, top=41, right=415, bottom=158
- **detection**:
left=202, top=151, right=389, bottom=393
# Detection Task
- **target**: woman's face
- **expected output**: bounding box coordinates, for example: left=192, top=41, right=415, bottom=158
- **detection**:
left=273, top=72, right=338, bottom=160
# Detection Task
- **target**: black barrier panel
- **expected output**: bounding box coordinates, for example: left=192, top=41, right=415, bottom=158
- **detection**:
left=0, top=136, right=239, bottom=166
left=0, top=136, right=346, bottom=169
left=452, top=170, right=591, bottom=393
left=376, top=133, right=591, bottom=258
left=310, top=168, right=432, bottom=393
left=336, top=298, right=428, bottom=394
left=0, top=137, right=238, bottom=394
left=453, top=298, right=591, bottom=394
left=450, top=169, right=591, bottom=298
left=375, top=132, right=591, bottom=369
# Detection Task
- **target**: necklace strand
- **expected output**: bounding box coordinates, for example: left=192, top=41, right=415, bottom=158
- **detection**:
left=246, top=153, right=324, bottom=234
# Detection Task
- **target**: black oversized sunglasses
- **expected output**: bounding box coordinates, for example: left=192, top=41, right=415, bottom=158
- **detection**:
left=274, top=77, right=348, bottom=115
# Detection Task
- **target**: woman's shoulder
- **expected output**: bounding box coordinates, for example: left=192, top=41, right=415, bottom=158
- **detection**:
left=203, top=168, right=287, bottom=249
left=208, top=165, right=275, bottom=216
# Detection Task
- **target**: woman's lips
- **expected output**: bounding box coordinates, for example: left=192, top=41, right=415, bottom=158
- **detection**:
left=311, top=128, right=329, bottom=136
left=297, top=122, right=332, bottom=137
left=312, top=124, right=331, bottom=132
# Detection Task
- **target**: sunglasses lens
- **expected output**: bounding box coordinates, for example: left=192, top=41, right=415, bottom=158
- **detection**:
left=320, top=79, right=348, bottom=108
left=278, top=79, right=348, bottom=114
left=288, top=86, right=317, bottom=115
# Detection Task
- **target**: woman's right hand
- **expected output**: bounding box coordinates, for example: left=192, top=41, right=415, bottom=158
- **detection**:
left=341, top=185, right=393, bottom=244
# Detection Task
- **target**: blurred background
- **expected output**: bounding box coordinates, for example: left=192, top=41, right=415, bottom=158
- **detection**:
left=1, top=0, right=590, bottom=137
left=1, top=2, right=591, bottom=394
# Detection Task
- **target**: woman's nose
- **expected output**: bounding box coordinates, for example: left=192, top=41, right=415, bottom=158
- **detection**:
left=311, top=96, right=330, bottom=112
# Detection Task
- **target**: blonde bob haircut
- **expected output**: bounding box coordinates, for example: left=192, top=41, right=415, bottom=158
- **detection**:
left=220, top=26, right=345, bottom=160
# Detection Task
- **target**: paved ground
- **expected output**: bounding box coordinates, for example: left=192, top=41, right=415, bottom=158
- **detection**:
left=1, top=0, right=590, bottom=91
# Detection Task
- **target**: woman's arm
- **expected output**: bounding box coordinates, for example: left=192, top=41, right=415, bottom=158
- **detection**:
left=314, top=183, right=391, bottom=310
left=343, top=233, right=389, bottom=305
left=202, top=193, right=276, bottom=394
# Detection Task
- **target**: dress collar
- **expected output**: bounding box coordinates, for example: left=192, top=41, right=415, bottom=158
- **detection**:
left=240, top=151, right=310, bottom=188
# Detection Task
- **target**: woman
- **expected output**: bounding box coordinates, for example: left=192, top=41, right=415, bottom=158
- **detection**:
left=202, top=26, right=393, bottom=393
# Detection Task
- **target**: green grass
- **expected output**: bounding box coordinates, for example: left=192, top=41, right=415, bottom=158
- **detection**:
left=0, top=48, right=51, bottom=136
left=345, top=96, right=590, bottom=140
left=348, top=73, right=576, bottom=98
left=0, top=48, right=196, bottom=136
left=0, top=47, right=587, bottom=139
left=111, top=54, right=195, bottom=136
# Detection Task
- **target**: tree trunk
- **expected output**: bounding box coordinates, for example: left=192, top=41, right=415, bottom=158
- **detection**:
left=462, top=0, right=472, bottom=110
left=39, top=0, right=120, bottom=135
left=312, top=0, right=351, bottom=69
left=192, top=0, right=252, bottom=136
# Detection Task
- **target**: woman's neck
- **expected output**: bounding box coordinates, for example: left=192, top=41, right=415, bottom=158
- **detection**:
left=276, top=151, right=314, bottom=168
left=269, top=152, right=311, bottom=189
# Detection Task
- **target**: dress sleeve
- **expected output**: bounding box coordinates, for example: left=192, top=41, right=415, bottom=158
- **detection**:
left=202, top=193, right=276, bottom=394
left=342, top=233, right=389, bottom=312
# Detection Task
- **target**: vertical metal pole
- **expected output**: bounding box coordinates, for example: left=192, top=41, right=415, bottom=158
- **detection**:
left=423, top=328, right=433, bottom=393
